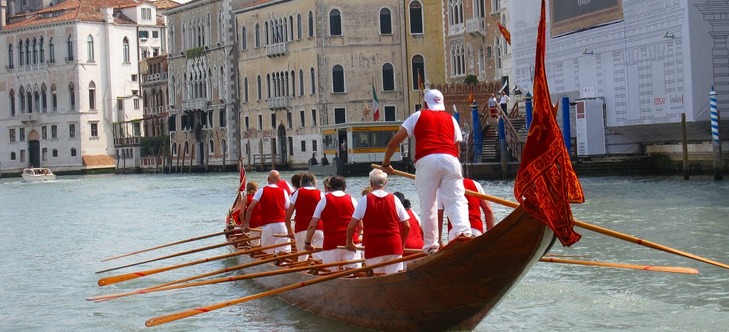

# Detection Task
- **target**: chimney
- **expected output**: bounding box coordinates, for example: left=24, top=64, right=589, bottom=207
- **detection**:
left=104, top=7, right=113, bottom=23
left=1, top=0, right=7, bottom=29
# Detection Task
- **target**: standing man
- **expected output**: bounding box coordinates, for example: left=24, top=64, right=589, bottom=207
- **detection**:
left=499, top=92, right=511, bottom=115
left=488, top=93, right=498, bottom=118
left=438, top=178, right=496, bottom=241
left=285, top=172, right=324, bottom=261
left=304, top=176, right=361, bottom=269
left=382, top=89, right=471, bottom=254
left=243, top=170, right=292, bottom=255
left=346, top=169, right=410, bottom=275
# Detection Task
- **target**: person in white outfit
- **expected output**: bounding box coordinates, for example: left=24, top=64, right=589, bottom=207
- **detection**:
left=381, top=89, right=471, bottom=254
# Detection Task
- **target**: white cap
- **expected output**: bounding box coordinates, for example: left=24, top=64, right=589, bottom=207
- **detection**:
left=424, top=89, right=445, bottom=111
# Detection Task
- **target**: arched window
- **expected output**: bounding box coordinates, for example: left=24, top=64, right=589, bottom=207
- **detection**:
left=122, top=37, right=130, bottom=62
left=88, top=81, right=96, bottom=110
left=310, top=67, right=316, bottom=94
left=51, top=84, right=57, bottom=112
left=39, top=37, right=45, bottom=63
left=209, top=139, right=215, bottom=154
left=66, top=35, right=73, bottom=61
left=255, top=23, right=260, bottom=48
left=7, top=44, right=13, bottom=68
left=69, top=82, right=75, bottom=110
left=25, top=38, right=30, bottom=64
left=289, top=15, right=294, bottom=41
left=264, top=21, right=269, bottom=45
left=299, top=69, right=304, bottom=96
left=257, top=75, right=262, bottom=100
left=411, top=55, right=425, bottom=90
left=86, top=35, right=94, bottom=62
left=71, top=148, right=77, bottom=157
left=19, top=87, right=26, bottom=113
left=380, top=8, right=392, bottom=35
left=291, top=70, right=296, bottom=97
left=32, top=37, right=38, bottom=64
left=49, top=37, right=55, bottom=63
left=243, top=77, right=249, bottom=103
left=382, top=63, right=394, bottom=91
left=19, top=40, right=24, bottom=66
left=172, top=142, right=177, bottom=155
left=297, top=14, right=302, bottom=39
left=241, top=26, right=247, bottom=50
left=266, top=73, right=271, bottom=98
left=308, top=11, right=314, bottom=37
left=329, top=9, right=342, bottom=36
left=9, top=89, right=15, bottom=116
left=332, top=65, right=344, bottom=93
left=41, top=84, right=47, bottom=113
left=409, top=1, right=424, bottom=34
left=11, top=152, right=16, bottom=160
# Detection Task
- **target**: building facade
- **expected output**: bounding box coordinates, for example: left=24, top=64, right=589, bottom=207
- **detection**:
left=234, top=0, right=409, bottom=168
left=165, top=0, right=239, bottom=171
left=0, top=0, right=158, bottom=173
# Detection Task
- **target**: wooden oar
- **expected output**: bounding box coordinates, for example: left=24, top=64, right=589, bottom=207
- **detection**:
left=89, top=249, right=321, bottom=302
left=95, top=236, right=260, bottom=274
left=145, top=252, right=427, bottom=326
left=90, top=257, right=363, bottom=302
left=539, top=257, right=699, bottom=274
left=97, top=241, right=292, bottom=286
left=101, top=228, right=244, bottom=262
left=372, top=164, right=729, bottom=271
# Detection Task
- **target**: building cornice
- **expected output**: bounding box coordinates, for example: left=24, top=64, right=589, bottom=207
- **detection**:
left=166, top=0, right=221, bottom=15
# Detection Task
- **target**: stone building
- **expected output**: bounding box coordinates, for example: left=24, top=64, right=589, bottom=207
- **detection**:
left=234, top=0, right=409, bottom=169
left=165, top=0, right=239, bottom=171
left=0, top=0, right=159, bottom=173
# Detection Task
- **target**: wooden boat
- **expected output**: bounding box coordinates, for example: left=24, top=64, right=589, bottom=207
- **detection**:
left=21, top=167, right=56, bottom=182
left=226, top=206, right=554, bottom=331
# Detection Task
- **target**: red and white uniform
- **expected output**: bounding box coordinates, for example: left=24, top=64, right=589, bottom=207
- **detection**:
left=352, top=190, right=409, bottom=274
left=277, top=179, right=294, bottom=195
left=252, top=184, right=291, bottom=254
left=403, top=209, right=424, bottom=250
left=439, top=179, right=486, bottom=236
left=402, top=109, right=470, bottom=249
left=290, top=186, right=324, bottom=260
left=313, top=190, right=360, bottom=268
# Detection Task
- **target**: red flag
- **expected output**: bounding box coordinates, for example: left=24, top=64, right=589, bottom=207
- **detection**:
left=513, top=0, right=584, bottom=247
left=496, top=21, right=511, bottom=45
left=238, top=161, right=246, bottom=192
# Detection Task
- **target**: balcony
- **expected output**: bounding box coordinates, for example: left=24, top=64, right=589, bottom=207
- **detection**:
left=182, top=98, right=208, bottom=110
left=466, top=18, right=487, bottom=35
left=266, top=41, right=289, bottom=57
left=448, top=24, right=465, bottom=36
left=144, top=72, right=168, bottom=84
left=17, top=62, right=48, bottom=72
left=267, top=96, right=290, bottom=109
left=20, top=113, right=38, bottom=124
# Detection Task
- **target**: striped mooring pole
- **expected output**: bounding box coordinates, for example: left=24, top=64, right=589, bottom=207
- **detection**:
left=710, top=88, right=723, bottom=180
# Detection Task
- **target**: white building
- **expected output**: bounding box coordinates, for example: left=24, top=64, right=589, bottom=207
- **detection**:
left=0, top=0, right=166, bottom=173
left=510, top=0, right=728, bottom=156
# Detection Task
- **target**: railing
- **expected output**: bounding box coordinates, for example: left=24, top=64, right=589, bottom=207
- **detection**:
left=144, top=72, right=168, bottom=83
left=17, top=62, right=48, bottom=72
left=266, top=41, right=289, bottom=57
left=114, top=136, right=142, bottom=146
left=253, top=153, right=287, bottom=167
left=182, top=98, right=207, bottom=110
left=465, top=17, right=486, bottom=34
left=19, top=113, right=38, bottom=124
left=267, top=96, right=290, bottom=109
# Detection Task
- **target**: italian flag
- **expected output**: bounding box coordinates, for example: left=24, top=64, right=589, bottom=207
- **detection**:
left=372, top=84, right=380, bottom=121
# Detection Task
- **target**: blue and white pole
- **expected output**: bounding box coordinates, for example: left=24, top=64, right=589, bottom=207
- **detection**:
left=710, top=88, right=723, bottom=180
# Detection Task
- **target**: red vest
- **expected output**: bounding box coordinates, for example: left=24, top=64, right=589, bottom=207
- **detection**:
left=463, top=178, right=484, bottom=233
left=293, top=188, right=323, bottom=232
left=246, top=194, right=263, bottom=228
left=320, top=193, right=356, bottom=250
left=403, top=209, right=424, bottom=249
left=413, top=110, right=458, bottom=161
left=258, top=186, right=286, bottom=225
left=361, top=193, right=402, bottom=259
left=277, top=179, right=292, bottom=195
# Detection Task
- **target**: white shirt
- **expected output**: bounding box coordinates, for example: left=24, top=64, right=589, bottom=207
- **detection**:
left=499, top=94, right=510, bottom=104
left=402, top=111, right=463, bottom=144
left=352, top=190, right=409, bottom=222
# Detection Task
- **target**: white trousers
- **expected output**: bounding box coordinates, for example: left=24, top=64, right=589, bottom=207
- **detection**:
left=365, top=254, right=403, bottom=275
left=295, top=230, right=323, bottom=262
left=261, top=222, right=292, bottom=254
left=415, top=153, right=470, bottom=249
left=322, top=249, right=362, bottom=269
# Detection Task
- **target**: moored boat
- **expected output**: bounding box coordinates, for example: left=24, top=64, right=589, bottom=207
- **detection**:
left=225, top=206, right=554, bottom=331
left=21, top=168, right=56, bottom=182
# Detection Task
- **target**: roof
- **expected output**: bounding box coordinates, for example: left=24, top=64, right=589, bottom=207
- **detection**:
left=152, top=0, right=182, bottom=10
left=3, top=0, right=149, bottom=30
left=82, top=155, right=117, bottom=168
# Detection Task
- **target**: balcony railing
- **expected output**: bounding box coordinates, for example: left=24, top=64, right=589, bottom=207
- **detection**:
left=17, top=62, right=48, bottom=72
left=182, top=98, right=208, bottom=110
left=144, top=72, right=168, bottom=84
left=466, top=18, right=486, bottom=35
left=267, top=96, right=290, bottom=109
left=20, top=113, right=38, bottom=124
left=448, top=24, right=464, bottom=36
left=266, top=41, right=289, bottom=57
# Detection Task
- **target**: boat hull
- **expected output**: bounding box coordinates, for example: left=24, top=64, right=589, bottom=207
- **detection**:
left=21, top=168, right=56, bottom=182
left=230, top=206, right=553, bottom=331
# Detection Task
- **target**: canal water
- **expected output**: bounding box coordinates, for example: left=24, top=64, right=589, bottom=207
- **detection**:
left=1, top=172, right=727, bottom=331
